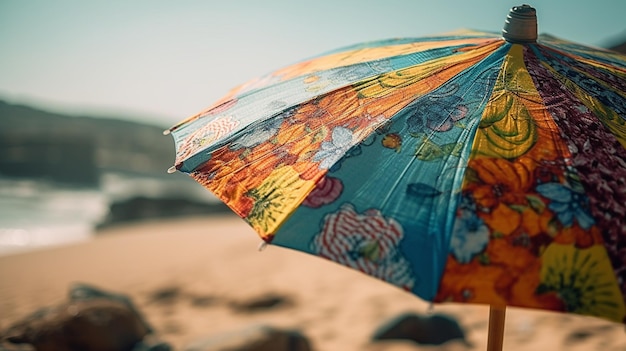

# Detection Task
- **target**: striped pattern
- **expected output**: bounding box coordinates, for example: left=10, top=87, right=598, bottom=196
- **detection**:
left=312, top=204, right=416, bottom=290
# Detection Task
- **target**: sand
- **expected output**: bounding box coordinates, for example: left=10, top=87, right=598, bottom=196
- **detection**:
left=1, top=216, right=625, bottom=350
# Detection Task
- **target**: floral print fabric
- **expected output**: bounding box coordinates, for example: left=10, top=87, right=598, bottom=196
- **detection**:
left=168, top=31, right=626, bottom=324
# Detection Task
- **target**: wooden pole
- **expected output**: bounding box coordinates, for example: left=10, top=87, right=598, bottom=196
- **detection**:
left=486, top=305, right=506, bottom=351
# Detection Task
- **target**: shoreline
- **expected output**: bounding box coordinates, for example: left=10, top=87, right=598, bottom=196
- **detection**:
left=1, top=216, right=625, bottom=350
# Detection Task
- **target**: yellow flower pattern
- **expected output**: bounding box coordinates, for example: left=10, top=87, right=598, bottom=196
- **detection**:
left=539, top=244, right=625, bottom=322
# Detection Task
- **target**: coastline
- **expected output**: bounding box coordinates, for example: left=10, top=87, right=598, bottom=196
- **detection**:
left=0, top=172, right=223, bottom=257
left=1, top=216, right=625, bottom=350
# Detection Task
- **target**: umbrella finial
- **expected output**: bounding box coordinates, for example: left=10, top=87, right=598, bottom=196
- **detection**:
left=502, top=4, right=537, bottom=43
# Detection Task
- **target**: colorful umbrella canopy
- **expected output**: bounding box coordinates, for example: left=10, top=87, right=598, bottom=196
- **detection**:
left=166, top=4, right=626, bottom=328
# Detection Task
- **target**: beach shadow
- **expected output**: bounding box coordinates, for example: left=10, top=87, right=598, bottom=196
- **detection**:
left=229, top=293, right=295, bottom=313
left=564, top=324, right=616, bottom=345
left=147, top=286, right=182, bottom=306
left=145, top=285, right=293, bottom=313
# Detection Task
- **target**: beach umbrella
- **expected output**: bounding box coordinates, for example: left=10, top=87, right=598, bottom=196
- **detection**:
left=165, top=5, right=626, bottom=350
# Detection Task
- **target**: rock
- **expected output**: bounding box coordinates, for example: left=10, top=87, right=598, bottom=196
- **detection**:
left=183, top=325, right=312, bottom=351
left=1, top=283, right=171, bottom=351
left=0, top=341, right=35, bottom=350
left=2, top=299, right=149, bottom=351
left=69, top=283, right=154, bottom=334
left=372, top=312, right=467, bottom=346
left=132, top=335, right=172, bottom=351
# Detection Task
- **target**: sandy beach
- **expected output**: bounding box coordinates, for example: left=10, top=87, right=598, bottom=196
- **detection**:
left=1, top=216, right=625, bottom=350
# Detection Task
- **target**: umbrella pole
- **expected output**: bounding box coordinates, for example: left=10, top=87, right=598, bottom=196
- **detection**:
left=486, top=305, right=506, bottom=351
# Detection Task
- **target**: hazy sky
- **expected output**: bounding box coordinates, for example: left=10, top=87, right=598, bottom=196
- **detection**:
left=1, top=0, right=625, bottom=127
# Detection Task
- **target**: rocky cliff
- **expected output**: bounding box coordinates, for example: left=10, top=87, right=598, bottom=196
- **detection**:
left=0, top=100, right=174, bottom=185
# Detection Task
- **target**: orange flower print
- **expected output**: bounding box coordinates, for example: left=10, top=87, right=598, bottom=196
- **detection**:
left=191, top=147, right=256, bottom=218
left=465, top=157, right=533, bottom=210
left=463, top=158, right=535, bottom=235
left=435, top=237, right=551, bottom=308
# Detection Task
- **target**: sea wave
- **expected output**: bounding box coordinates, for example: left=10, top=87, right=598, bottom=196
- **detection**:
left=0, top=172, right=217, bottom=256
left=0, top=178, right=108, bottom=256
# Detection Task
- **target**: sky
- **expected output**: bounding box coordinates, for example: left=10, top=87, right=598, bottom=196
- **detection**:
left=1, top=0, right=625, bottom=127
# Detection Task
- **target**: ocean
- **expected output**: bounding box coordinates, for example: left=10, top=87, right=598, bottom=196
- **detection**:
left=0, top=172, right=216, bottom=256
